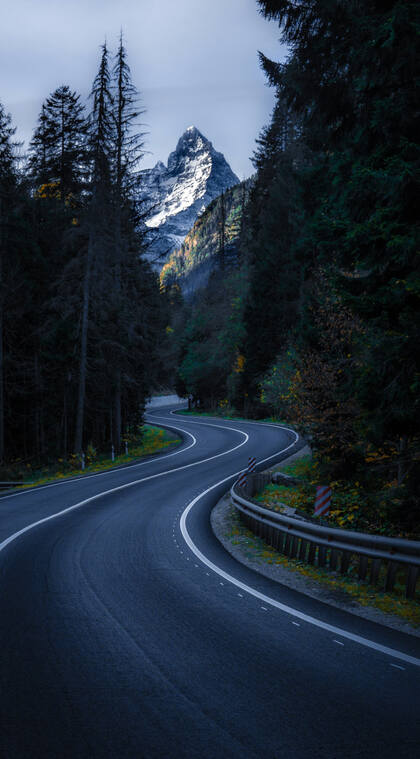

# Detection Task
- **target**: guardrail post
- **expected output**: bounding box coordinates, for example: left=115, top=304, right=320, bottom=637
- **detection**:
left=341, top=551, right=351, bottom=574
left=385, top=561, right=398, bottom=592
left=318, top=546, right=327, bottom=567
left=406, top=566, right=419, bottom=599
left=308, top=542, right=316, bottom=565
left=330, top=549, right=339, bottom=571
left=370, top=558, right=381, bottom=586
left=290, top=537, right=298, bottom=559
left=358, top=555, right=369, bottom=581
left=298, top=539, right=308, bottom=561
left=277, top=530, right=285, bottom=553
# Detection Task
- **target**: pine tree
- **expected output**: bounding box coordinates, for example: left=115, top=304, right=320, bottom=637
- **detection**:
left=28, top=86, right=86, bottom=200
left=0, top=102, right=18, bottom=462
left=218, top=191, right=226, bottom=271
left=74, top=42, right=114, bottom=453
left=43, top=85, right=86, bottom=199
left=28, top=104, right=51, bottom=190
left=110, top=32, right=146, bottom=450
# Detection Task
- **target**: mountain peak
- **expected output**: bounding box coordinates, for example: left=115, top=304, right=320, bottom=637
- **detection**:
left=140, top=128, right=239, bottom=267
left=171, top=126, right=210, bottom=166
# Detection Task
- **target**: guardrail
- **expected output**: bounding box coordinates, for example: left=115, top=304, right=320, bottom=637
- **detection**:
left=231, top=474, right=420, bottom=599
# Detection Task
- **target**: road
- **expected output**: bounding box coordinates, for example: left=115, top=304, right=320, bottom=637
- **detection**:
left=0, top=405, right=419, bottom=758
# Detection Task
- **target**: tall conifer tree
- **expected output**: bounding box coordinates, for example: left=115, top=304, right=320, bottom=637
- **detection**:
left=74, top=42, right=113, bottom=453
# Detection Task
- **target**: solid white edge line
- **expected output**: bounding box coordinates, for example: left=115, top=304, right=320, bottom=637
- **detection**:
left=0, top=420, right=248, bottom=555
left=0, top=414, right=194, bottom=502
left=3, top=408, right=418, bottom=668
left=177, top=426, right=420, bottom=669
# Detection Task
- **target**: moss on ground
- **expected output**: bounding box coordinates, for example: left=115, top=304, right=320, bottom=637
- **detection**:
left=225, top=503, right=420, bottom=629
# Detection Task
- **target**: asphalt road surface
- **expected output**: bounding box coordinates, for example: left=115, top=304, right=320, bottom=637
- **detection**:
left=0, top=405, right=419, bottom=758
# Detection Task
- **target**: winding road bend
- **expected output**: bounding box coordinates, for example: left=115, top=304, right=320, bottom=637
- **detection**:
left=0, top=405, right=419, bottom=758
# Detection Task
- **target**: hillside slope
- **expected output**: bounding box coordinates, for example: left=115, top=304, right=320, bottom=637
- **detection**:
left=160, top=179, right=251, bottom=296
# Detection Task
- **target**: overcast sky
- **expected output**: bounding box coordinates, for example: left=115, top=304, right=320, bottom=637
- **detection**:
left=1, top=0, right=286, bottom=178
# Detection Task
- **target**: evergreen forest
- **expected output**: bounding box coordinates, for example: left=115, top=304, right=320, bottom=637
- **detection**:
left=171, top=0, right=420, bottom=532
left=0, top=37, right=169, bottom=471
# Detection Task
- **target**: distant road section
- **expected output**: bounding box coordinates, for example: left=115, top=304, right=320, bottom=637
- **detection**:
left=146, top=394, right=184, bottom=407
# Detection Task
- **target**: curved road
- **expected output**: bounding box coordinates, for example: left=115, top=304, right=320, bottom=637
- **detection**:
left=0, top=406, right=419, bottom=758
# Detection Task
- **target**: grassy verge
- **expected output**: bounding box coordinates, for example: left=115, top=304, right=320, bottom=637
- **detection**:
left=174, top=408, right=242, bottom=420
left=257, top=455, right=419, bottom=539
left=7, top=425, right=180, bottom=490
left=173, top=408, right=286, bottom=424
left=225, top=502, right=420, bottom=628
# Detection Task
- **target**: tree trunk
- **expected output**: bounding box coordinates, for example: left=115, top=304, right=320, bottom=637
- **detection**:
left=398, top=435, right=408, bottom=486
left=0, top=272, right=4, bottom=464
left=115, top=373, right=121, bottom=451
left=74, top=235, right=93, bottom=453
left=0, top=198, right=4, bottom=463
left=63, top=389, right=68, bottom=458
left=34, top=352, right=45, bottom=457
left=219, top=192, right=226, bottom=271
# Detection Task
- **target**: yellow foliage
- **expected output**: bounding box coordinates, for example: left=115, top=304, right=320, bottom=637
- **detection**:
left=233, top=353, right=245, bottom=373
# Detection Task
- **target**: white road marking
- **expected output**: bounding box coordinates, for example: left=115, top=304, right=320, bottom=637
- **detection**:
left=390, top=664, right=405, bottom=671
left=261, top=607, right=268, bottom=611
left=0, top=419, right=248, bottom=556
left=176, top=427, right=420, bottom=669
left=333, top=640, right=344, bottom=646
left=292, top=622, right=300, bottom=627
left=237, top=593, right=243, bottom=598
left=0, top=420, right=198, bottom=501
left=5, top=409, right=417, bottom=670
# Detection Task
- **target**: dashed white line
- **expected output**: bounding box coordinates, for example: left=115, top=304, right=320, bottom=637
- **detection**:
left=333, top=640, right=344, bottom=646
left=292, top=622, right=300, bottom=627
left=390, top=663, right=405, bottom=671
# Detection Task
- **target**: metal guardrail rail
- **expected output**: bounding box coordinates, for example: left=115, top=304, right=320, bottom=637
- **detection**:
left=231, top=474, right=420, bottom=599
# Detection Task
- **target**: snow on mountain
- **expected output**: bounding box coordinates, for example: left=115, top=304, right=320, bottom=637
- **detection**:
left=140, top=126, right=239, bottom=267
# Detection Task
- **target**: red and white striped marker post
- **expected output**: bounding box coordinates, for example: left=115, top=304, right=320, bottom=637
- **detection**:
left=314, top=485, right=332, bottom=517
left=237, top=470, right=247, bottom=489
left=237, top=456, right=257, bottom=490
left=248, top=456, right=257, bottom=473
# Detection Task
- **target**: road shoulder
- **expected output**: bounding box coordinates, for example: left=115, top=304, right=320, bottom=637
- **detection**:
left=211, top=467, right=420, bottom=640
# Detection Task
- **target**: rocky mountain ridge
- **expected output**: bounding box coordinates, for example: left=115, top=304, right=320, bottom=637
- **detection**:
left=140, top=126, right=239, bottom=266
